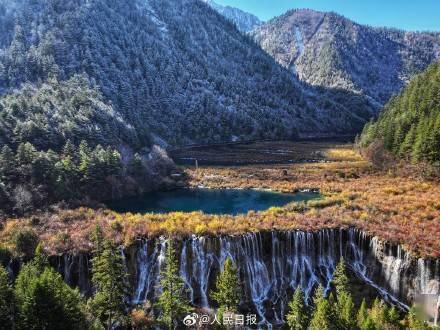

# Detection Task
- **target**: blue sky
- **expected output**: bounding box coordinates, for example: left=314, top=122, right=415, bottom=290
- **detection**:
left=214, top=0, right=440, bottom=31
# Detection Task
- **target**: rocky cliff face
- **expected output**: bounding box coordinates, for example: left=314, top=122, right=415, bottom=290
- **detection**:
left=50, top=228, right=440, bottom=326
left=252, top=9, right=440, bottom=109
left=202, top=0, right=262, bottom=33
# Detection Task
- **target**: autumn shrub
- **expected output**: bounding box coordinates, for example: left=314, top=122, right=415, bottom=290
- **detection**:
left=308, top=197, right=344, bottom=209
left=362, top=140, right=395, bottom=170
left=11, top=228, right=39, bottom=259
left=130, top=308, right=154, bottom=329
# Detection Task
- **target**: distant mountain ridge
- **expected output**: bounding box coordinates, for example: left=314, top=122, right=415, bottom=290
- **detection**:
left=252, top=9, right=440, bottom=109
left=202, top=0, right=262, bottom=33
left=0, top=0, right=375, bottom=150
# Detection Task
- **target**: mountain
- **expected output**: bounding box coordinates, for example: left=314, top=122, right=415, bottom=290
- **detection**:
left=360, top=61, right=440, bottom=164
left=202, top=0, right=262, bottom=33
left=0, top=0, right=374, bottom=149
left=252, top=9, right=440, bottom=109
left=0, top=0, right=379, bottom=212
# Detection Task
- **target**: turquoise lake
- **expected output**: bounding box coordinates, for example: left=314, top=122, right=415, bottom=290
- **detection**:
left=107, top=188, right=320, bottom=215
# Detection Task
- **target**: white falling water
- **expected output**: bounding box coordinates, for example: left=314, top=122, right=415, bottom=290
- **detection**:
left=119, top=229, right=440, bottom=326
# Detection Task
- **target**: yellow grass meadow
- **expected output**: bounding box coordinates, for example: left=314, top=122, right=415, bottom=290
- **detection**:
left=1, top=143, right=439, bottom=258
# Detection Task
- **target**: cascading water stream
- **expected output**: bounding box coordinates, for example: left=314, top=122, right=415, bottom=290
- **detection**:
left=52, top=228, right=439, bottom=327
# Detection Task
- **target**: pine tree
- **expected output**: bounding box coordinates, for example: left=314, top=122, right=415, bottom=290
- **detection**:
left=0, top=145, right=16, bottom=180
left=55, top=154, right=79, bottom=199
left=360, top=316, right=377, bottom=330
left=63, top=140, right=76, bottom=158
left=89, top=226, right=129, bottom=329
left=16, top=142, right=37, bottom=166
left=309, top=285, right=333, bottom=330
left=156, top=239, right=192, bottom=329
left=286, top=287, right=308, bottom=330
left=369, top=298, right=387, bottom=327
left=332, top=258, right=349, bottom=295
left=211, top=257, right=241, bottom=314
left=0, top=265, right=14, bottom=330
left=32, top=243, right=48, bottom=272
left=387, top=306, right=400, bottom=327
left=78, top=140, right=91, bottom=174
left=15, top=264, right=85, bottom=329
left=335, top=291, right=355, bottom=329
left=357, top=299, right=369, bottom=329
left=399, top=124, right=416, bottom=158
left=332, top=259, right=355, bottom=329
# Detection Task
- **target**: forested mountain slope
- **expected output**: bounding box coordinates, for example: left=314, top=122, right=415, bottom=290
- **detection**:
left=203, top=0, right=262, bottom=33
left=252, top=9, right=440, bottom=109
left=360, top=61, right=440, bottom=164
left=0, top=0, right=375, bottom=148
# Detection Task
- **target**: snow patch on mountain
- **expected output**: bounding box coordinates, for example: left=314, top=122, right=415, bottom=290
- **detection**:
left=252, top=9, right=440, bottom=107
left=294, top=26, right=304, bottom=56
left=202, top=0, right=262, bottom=33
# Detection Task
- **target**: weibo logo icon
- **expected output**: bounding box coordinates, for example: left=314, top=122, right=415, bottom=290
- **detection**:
left=182, top=313, right=198, bottom=326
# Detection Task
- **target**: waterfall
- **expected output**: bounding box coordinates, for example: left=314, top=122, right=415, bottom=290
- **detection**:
left=48, top=228, right=440, bottom=326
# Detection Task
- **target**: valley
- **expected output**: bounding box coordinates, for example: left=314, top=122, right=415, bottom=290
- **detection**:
left=0, top=0, right=439, bottom=328
left=2, top=140, right=439, bottom=327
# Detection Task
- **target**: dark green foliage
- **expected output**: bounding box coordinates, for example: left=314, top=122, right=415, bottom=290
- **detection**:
left=335, top=291, right=355, bottom=329
left=0, top=75, right=138, bottom=150
left=11, top=228, right=39, bottom=259
left=0, top=265, right=14, bottom=330
left=332, top=258, right=350, bottom=295
left=360, top=61, right=440, bottom=166
left=32, top=243, right=49, bottom=272
left=0, top=69, right=169, bottom=215
left=332, top=258, right=356, bottom=329
left=0, top=137, right=155, bottom=213
left=286, top=287, right=309, bottom=330
left=0, top=244, right=12, bottom=266
left=211, top=257, right=242, bottom=320
left=89, top=226, right=129, bottom=329
left=156, top=240, right=192, bottom=329
left=14, top=263, right=86, bottom=330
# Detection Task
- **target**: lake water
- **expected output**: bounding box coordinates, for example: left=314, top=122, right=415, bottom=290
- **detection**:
left=107, top=188, right=320, bottom=215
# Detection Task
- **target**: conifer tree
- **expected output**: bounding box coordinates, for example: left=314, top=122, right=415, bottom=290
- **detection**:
left=0, top=265, right=14, bottom=330
left=156, top=239, right=191, bottom=329
left=309, top=285, right=333, bottom=330
left=0, top=145, right=15, bottom=180
left=286, top=287, right=308, bottom=330
left=211, top=258, right=241, bottom=314
left=63, top=140, right=76, bottom=158
left=369, top=298, right=387, bottom=326
left=89, top=226, right=129, bottom=329
left=357, top=299, right=369, bottom=329
left=15, top=264, right=85, bottom=329
left=332, top=258, right=350, bottom=295
left=387, top=306, right=400, bottom=327
left=360, top=316, right=376, bottom=330
left=78, top=140, right=91, bottom=174
left=332, top=259, right=355, bottom=329
left=32, top=243, right=48, bottom=272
